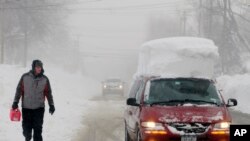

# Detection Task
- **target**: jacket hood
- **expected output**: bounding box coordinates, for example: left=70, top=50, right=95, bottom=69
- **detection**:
left=31, top=60, right=44, bottom=77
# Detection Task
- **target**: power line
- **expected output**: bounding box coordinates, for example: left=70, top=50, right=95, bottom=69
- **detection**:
left=81, top=53, right=137, bottom=58
left=0, top=0, right=100, bottom=10
left=66, top=3, right=187, bottom=11
left=28, top=8, right=184, bottom=15
left=0, top=1, right=188, bottom=11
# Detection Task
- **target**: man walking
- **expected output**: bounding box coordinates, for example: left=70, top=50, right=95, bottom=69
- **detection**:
left=12, top=60, right=55, bottom=141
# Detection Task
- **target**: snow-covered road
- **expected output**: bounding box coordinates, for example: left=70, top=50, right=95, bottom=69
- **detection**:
left=73, top=95, right=125, bottom=141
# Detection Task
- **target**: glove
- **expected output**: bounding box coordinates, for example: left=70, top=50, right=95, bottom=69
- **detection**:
left=12, top=102, right=18, bottom=110
left=49, top=105, right=55, bottom=115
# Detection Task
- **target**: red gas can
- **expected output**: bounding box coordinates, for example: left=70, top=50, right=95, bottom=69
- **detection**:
left=10, top=109, right=21, bottom=122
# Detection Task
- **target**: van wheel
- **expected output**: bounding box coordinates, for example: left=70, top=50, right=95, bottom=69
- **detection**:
left=125, top=127, right=132, bottom=141
left=137, top=130, right=142, bottom=141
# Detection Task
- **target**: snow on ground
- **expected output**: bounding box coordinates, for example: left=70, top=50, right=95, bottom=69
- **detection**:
left=0, top=64, right=100, bottom=141
left=217, top=74, right=250, bottom=114
left=73, top=96, right=125, bottom=141
left=137, top=37, right=219, bottom=78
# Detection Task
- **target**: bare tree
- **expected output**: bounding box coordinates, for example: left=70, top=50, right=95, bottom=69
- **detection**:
left=195, top=0, right=250, bottom=74
left=0, top=0, right=69, bottom=66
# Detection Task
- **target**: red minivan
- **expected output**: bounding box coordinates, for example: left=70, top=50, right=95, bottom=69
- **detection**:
left=124, top=75, right=237, bottom=141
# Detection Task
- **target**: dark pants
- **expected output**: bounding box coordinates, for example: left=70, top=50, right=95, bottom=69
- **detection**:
left=22, top=108, right=45, bottom=141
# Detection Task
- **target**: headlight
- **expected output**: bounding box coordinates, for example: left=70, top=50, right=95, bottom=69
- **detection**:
left=103, top=85, right=107, bottom=88
left=211, top=122, right=230, bottom=135
left=141, top=122, right=164, bottom=129
left=141, top=122, right=167, bottom=134
left=142, top=122, right=158, bottom=128
left=213, top=122, right=230, bottom=130
left=119, top=85, right=123, bottom=89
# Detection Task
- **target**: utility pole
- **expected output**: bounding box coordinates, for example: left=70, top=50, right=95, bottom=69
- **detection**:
left=76, top=35, right=80, bottom=49
left=0, top=0, right=5, bottom=64
left=221, top=0, right=228, bottom=73
left=198, top=0, right=202, bottom=36
left=23, top=0, right=28, bottom=67
left=182, top=11, right=187, bottom=35
left=208, top=0, right=213, bottom=38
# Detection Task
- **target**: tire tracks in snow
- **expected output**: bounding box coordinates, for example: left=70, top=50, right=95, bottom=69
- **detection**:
left=73, top=95, right=125, bottom=141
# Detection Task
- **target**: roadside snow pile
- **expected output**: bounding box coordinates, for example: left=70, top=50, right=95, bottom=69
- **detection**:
left=137, top=37, right=219, bottom=78
left=0, top=64, right=99, bottom=141
left=217, top=74, right=250, bottom=114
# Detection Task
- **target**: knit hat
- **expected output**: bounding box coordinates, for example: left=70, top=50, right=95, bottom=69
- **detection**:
left=32, top=60, right=43, bottom=69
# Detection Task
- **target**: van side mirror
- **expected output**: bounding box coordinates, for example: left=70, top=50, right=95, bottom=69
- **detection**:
left=226, top=98, right=237, bottom=107
left=127, top=98, right=139, bottom=106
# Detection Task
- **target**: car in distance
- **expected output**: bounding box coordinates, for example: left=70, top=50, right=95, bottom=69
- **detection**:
left=124, top=75, right=237, bottom=141
left=102, top=78, right=124, bottom=95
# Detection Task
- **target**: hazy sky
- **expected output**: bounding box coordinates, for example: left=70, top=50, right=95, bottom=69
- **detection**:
left=67, top=0, right=188, bottom=49
left=64, top=0, right=189, bottom=80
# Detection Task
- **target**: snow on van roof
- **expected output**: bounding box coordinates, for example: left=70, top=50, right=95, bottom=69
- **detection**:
left=141, top=37, right=219, bottom=58
left=136, top=37, right=219, bottom=78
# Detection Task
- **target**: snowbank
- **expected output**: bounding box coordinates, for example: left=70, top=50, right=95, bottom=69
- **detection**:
left=0, top=64, right=99, bottom=141
left=137, top=37, right=219, bottom=78
left=217, top=74, right=250, bottom=114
